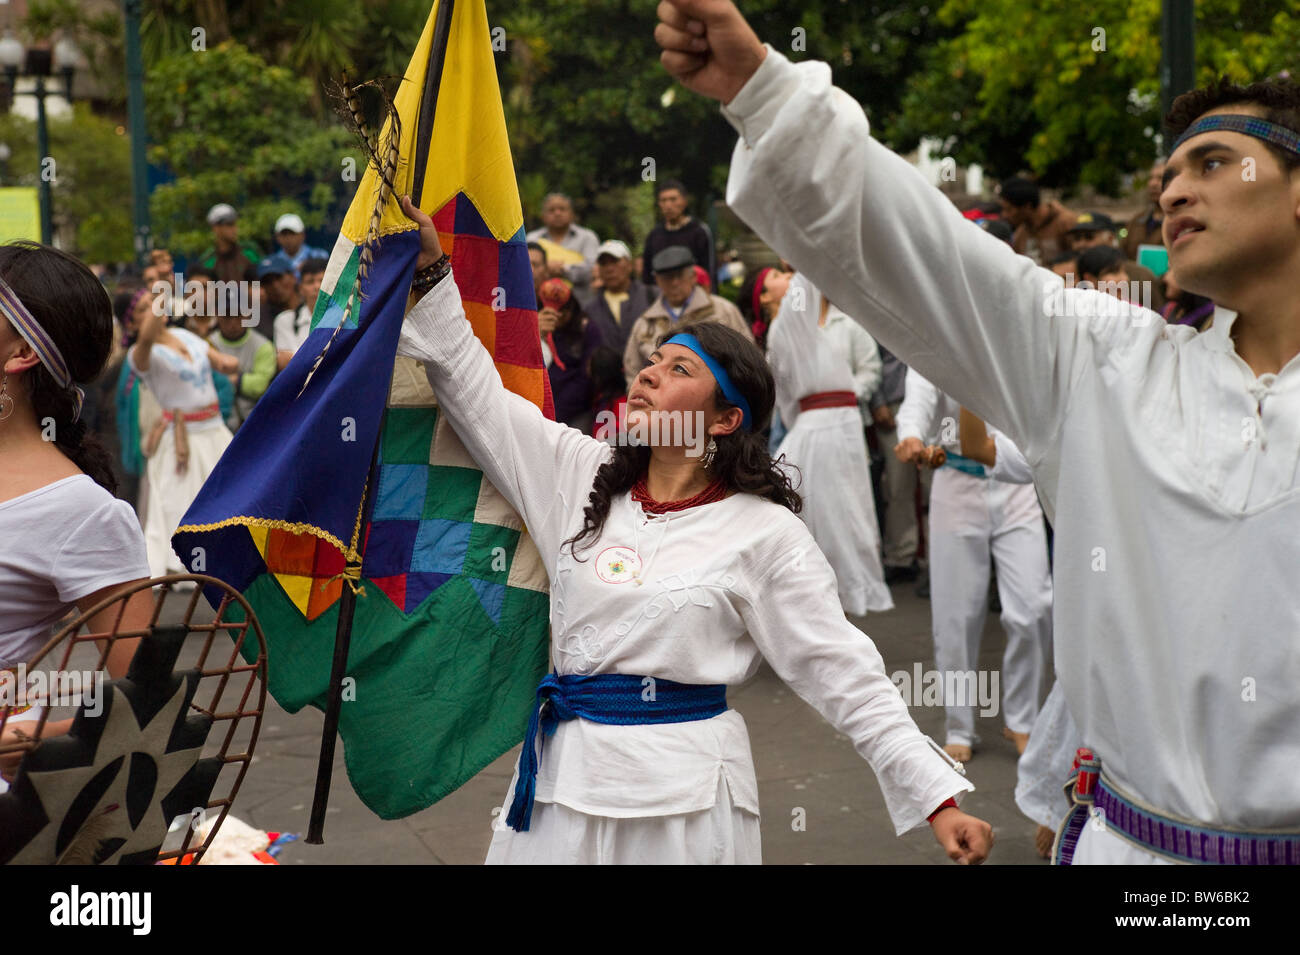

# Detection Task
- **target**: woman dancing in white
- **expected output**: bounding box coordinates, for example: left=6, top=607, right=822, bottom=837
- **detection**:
left=395, top=196, right=991, bottom=865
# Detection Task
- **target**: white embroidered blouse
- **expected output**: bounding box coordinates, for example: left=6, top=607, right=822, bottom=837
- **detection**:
left=398, top=273, right=971, bottom=834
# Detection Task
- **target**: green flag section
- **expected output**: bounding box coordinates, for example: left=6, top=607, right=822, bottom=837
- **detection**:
left=227, top=564, right=549, bottom=818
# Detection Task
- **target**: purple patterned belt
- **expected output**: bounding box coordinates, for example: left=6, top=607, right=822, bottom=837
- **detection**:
left=1055, top=750, right=1300, bottom=865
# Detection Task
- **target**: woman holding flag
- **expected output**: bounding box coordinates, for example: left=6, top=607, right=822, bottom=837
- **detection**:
left=397, top=196, right=992, bottom=865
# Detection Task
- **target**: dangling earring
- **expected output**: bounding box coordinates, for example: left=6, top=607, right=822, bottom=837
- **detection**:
left=0, top=375, right=13, bottom=422
left=700, top=435, right=717, bottom=469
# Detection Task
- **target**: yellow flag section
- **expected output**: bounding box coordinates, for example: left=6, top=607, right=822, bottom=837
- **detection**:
left=340, top=0, right=522, bottom=246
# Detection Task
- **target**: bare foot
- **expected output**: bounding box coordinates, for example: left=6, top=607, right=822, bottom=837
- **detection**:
left=1003, top=726, right=1029, bottom=755
left=1035, top=824, right=1055, bottom=859
left=943, top=742, right=972, bottom=763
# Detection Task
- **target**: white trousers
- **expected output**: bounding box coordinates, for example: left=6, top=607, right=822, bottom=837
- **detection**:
left=928, top=468, right=1053, bottom=746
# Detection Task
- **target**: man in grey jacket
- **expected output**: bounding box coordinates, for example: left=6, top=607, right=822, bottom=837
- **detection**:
left=622, top=245, right=751, bottom=387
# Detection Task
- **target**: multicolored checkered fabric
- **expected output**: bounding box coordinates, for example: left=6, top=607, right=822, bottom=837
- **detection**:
left=248, top=190, right=551, bottom=624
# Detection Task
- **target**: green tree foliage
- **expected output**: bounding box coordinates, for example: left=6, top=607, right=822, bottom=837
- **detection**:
left=19, top=0, right=961, bottom=249
left=144, top=41, right=363, bottom=257
left=21, top=0, right=126, bottom=102
left=887, top=0, right=1300, bottom=194
left=138, top=0, right=429, bottom=107
left=493, top=0, right=959, bottom=234
left=0, top=107, right=134, bottom=261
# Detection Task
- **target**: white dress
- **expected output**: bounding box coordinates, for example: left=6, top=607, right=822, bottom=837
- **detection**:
left=722, top=46, right=1300, bottom=862
left=398, top=273, right=972, bottom=865
left=768, top=275, right=893, bottom=616
left=128, top=328, right=233, bottom=576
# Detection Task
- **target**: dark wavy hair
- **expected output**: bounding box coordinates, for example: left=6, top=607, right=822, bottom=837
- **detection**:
left=737, top=267, right=766, bottom=348
left=1077, top=244, right=1127, bottom=280
left=0, top=241, right=118, bottom=494
left=562, top=318, right=800, bottom=558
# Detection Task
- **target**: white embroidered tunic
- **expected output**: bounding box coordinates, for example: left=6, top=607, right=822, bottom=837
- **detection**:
left=722, top=46, right=1300, bottom=831
left=398, top=273, right=971, bottom=834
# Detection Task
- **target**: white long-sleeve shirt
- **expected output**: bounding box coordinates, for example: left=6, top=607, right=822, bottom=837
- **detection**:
left=895, top=367, right=960, bottom=455
left=897, top=368, right=1033, bottom=483
left=723, top=46, right=1300, bottom=831
left=397, top=272, right=970, bottom=834
left=768, top=277, right=881, bottom=428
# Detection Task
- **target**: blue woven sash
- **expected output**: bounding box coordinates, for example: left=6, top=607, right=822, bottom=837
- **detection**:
left=505, top=673, right=728, bottom=832
left=942, top=450, right=988, bottom=478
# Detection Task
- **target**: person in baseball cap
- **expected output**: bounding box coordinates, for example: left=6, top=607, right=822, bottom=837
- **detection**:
left=1065, top=211, right=1165, bottom=308
left=207, top=203, right=238, bottom=226
left=256, top=251, right=295, bottom=282
left=589, top=240, right=653, bottom=356
left=198, top=203, right=261, bottom=283
left=1064, top=211, right=1119, bottom=250
left=273, top=212, right=330, bottom=276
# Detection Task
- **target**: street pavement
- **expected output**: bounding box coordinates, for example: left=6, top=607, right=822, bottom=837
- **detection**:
left=201, top=575, right=1050, bottom=865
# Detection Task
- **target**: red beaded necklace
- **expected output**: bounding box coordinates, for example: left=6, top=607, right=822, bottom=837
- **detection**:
left=630, top=473, right=729, bottom=514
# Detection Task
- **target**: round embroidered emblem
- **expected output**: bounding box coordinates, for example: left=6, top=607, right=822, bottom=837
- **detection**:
left=595, top=546, right=642, bottom=584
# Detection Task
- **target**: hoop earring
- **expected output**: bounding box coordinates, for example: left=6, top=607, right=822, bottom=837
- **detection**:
left=0, top=375, right=13, bottom=422
left=700, top=435, right=717, bottom=469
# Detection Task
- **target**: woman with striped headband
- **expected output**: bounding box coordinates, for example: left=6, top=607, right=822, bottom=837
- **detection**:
left=0, top=242, right=152, bottom=785
left=396, top=196, right=992, bottom=864
left=764, top=272, right=892, bottom=618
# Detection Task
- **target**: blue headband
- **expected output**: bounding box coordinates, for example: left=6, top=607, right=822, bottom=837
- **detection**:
left=661, top=332, right=752, bottom=431
left=1171, top=113, right=1300, bottom=157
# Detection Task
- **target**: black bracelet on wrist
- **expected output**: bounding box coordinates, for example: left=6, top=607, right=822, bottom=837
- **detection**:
left=412, top=253, right=452, bottom=293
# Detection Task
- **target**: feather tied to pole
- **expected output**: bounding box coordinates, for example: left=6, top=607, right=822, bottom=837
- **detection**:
left=299, top=72, right=406, bottom=399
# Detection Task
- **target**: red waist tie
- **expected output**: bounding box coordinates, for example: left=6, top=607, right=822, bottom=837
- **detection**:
left=798, top=390, right=857, bottom=412
left=163, top=402, right=221, bottom=423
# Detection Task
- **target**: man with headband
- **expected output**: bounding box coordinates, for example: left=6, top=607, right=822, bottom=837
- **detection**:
left=656, top=0, right=1300, bottom=864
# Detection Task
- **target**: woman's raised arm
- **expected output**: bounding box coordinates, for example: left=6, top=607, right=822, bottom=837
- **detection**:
left=397, top=197, right=612, bottom=556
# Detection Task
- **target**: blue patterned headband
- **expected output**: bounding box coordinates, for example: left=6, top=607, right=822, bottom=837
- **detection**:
left=661, top=332, right=753, bottom=431
left=1171, top=113, right=1300, bottom=157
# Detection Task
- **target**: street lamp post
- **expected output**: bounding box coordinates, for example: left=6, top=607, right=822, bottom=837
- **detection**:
left=0, top=33, right=79, bottom=246
left=1161, top=0, right=1196, bottom=129
left=124, top=0, right=151, bottom=264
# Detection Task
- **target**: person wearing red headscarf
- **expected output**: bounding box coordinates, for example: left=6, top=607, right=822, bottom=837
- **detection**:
left=538, top=277, right=605, bottom=432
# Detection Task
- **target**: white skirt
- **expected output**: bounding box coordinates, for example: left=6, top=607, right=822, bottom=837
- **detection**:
left=143, top=421, right=233, bottom=577
left=776, top=406, right=893, bottom=616
left=485, top=773, right=762, bottom=865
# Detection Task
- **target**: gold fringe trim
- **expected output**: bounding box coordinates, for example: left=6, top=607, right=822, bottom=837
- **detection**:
left=175, top=516, right=349, bottom=557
